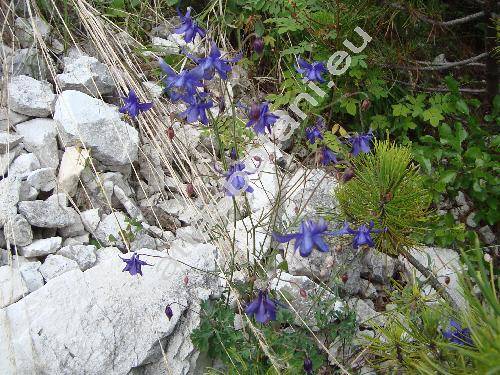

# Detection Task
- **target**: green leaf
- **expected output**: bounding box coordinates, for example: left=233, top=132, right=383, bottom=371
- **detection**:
left=456, top=99, right=469, bottom=115
left=439, top=170, right=457, bottom=184
left=392, top=103, right=411, bottom=117
left=423, top=107, right=444, bottom=127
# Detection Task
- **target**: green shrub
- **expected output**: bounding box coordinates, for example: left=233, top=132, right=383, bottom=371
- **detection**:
left=336, top=140, right=431, bottom=255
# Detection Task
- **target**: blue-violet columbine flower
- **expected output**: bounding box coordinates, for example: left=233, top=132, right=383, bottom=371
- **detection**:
left=225, top=162, right=254, bottom=197
left=165, top=305, right=173, bottom=320
left=246, top=102, right=279, bottom=135
left=245, top=290, right=278, bottom=324
left=305, top=126, right=323, bottom=144
left=120, top=253, right=151, bottom=276
left=443, top=320, right=473, bottom=346
left=296, top=57, right=328, bottom=83
left=331, top=221, right=384, bottom=249
left=179, top=94, right=213, bottom=125
left=273, top=218, right=330, bottom=257
left=349, top=131, right=373, bottom=156
left=303, top=358, right=313, bottom=374
left=119, top=90, right=153, bottom=118
left=159, top=60, right=204, bottom=101
left=192, top=42, right=241, bottom=80
left=320, top=147, right=338, bottom=165
left=175, top=8, right=206, bottom=43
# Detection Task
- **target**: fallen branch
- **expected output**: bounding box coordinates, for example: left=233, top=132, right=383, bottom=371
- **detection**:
left=390, top=2, right=486, bottom=26
left=384, top=52, right=488, bottom=71
left=393, top=79, right=486, bottom=93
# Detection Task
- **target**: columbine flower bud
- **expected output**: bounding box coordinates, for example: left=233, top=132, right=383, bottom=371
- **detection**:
left=361, top=98, right=371, bottom=111
left=299, top=288, right=307, bottom=298
left=186, top=183, right=195, bottom=197
left=253, top=37, right=264, bottom=54
left=167, top=126, right=175, bottom=140
left=342, top=167, right=355, bottom=182
left=341, top=273, right=349, bottom=283
left=183, top=275, right=189, bottom=285
left=165, top=305, right=173, bottom=320
left=444, top=276, right=450, bottom=285
left=303, top=357, right=313, bottom=374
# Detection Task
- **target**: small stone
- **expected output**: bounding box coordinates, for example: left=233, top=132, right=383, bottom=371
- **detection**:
left=58, top=244, right=97, bottom=271
left=8, top=75, right=55, bottom=117
left=58, top=209, right=86, bottom=238
left=39, top=254, right=79, bottom=281
left=0, top=264, right=28, bottom=308
left=26, top=168, right=56, bottom=191
left=9, top=153, right=40, bottom=179
left=143, top=81, right=164, bottom=99
left=62, top=233, right=90, bottom=247
left=18, top=196, right=77, bottom=228
left=19, top=180, right=39, bottom=201
left=478, top=226, right=496, bottom=245
left=15, top=119, right=59, bottom=168
left=0, top=108, right=29, bottom=131
left=94, top=212, right=134, bottom=248
left=3, top=214, right=33, bottom=246
left=0, top=146, right=21, bottom=176
left=20, top=237, right=62, bottom=257
left=57, top=146, right=90, bottom=196
left=466, top=212, right=477, bottom=228
left=19, top=260, right=44, bottom=292
left=4, top=48, right=52, bottom=80
left=80, top=208, right=101, bottom=233
left=0, top=176, right=21, bottom=227
left=347, top=298, right=384, bottom=327
left=56, top=55, right=115, bottom=97
left=0, top=132, right=23, bottom=153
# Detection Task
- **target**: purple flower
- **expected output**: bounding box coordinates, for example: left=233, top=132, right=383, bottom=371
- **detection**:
left=296, top=57, right=328, bottom=83
left=193, top=42, right=241, bottom=80
left=443, top=320, right=473, bottom=346
left=273, top=218, right=330, bottom=257
left=119, top=90, right=153, bottom=118
left=229, top=147, right=237, bottom=160
left=179, top=94, right=213, bottom=125
left=175, top=8, right=206, bottom=43
left=253, top=38, right=264, bottom=54
left=120, top=253, right=151, bottom=276
left=303, top=358, right=313, bottom=374
left=245, top=290, right=278, bottom=324
left=330, top=221, right=384, bottom=249
left=225, top=162, right=254, bottom=196
left=159, top=60, right=204, bottom=101
left=305, top=126, right=323, bottom=144
left=165, top=305, right=173, bottom=320
left=320, top=147, right=338, bottom=165
left=349, top=131, right=373, bottom=156
left=246, top=102, right=279, bottom=135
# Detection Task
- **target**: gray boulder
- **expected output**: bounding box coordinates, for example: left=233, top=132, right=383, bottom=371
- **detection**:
left=3, top=214, right=33, bottom=247
left=15, top=119, right=59, bottom=168
left=20, top=237, right=62, bottom=258
left=58, top=244, right=97, bottom=271
left=56, top=55, right=115, bottom=96
left=39, top=254, right=79, bottom=281
left=7, top=75, right=55, bottom=117
left=18, top=195, right=78, bottom=228
left=53, top=90, right=139, bottom=166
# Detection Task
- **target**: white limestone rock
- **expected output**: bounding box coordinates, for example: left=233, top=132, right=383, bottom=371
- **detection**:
left=8, top=153, right=40, bottom=179
left=3, top=214, right=33, bottom=247
left=54, top=90, right=139, bottom=166
left=39, top=254, right=79, bottom=281
left=19, top=260, right=44, bottom=292
left=57, top=146, right=90, bottom=196
left=26, top=167, right=56, bottom=192
left=0, top=177, right=21, bottom=228
left=18, top=180, right=38, bottom=201
left=400, top=247, right=466, bottom=310
left=80, top=208, right=101, bottom=233
left=56, top=55, right=115, bottom=96
left=0, top=265, right=28, bottom=308
left=15, top=119, right=59, bottom=168
left=58, top=244, right=97, bottom=271
left=94, top=211, right=135, bottom=248
left=0, top=244, right=221, bottom=374
left=18, top=195, right=78, bottom=228
left=0, top=132, right=23, bottom=153
left=0, top=108, right=29, bottom=131
left=7, top=75, right=55, bottom=117
left=4, top=48, right=52, bottom=81
left=19, top=237, right=62, bottom=258
left=0, top=146, right=21, bottom=176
